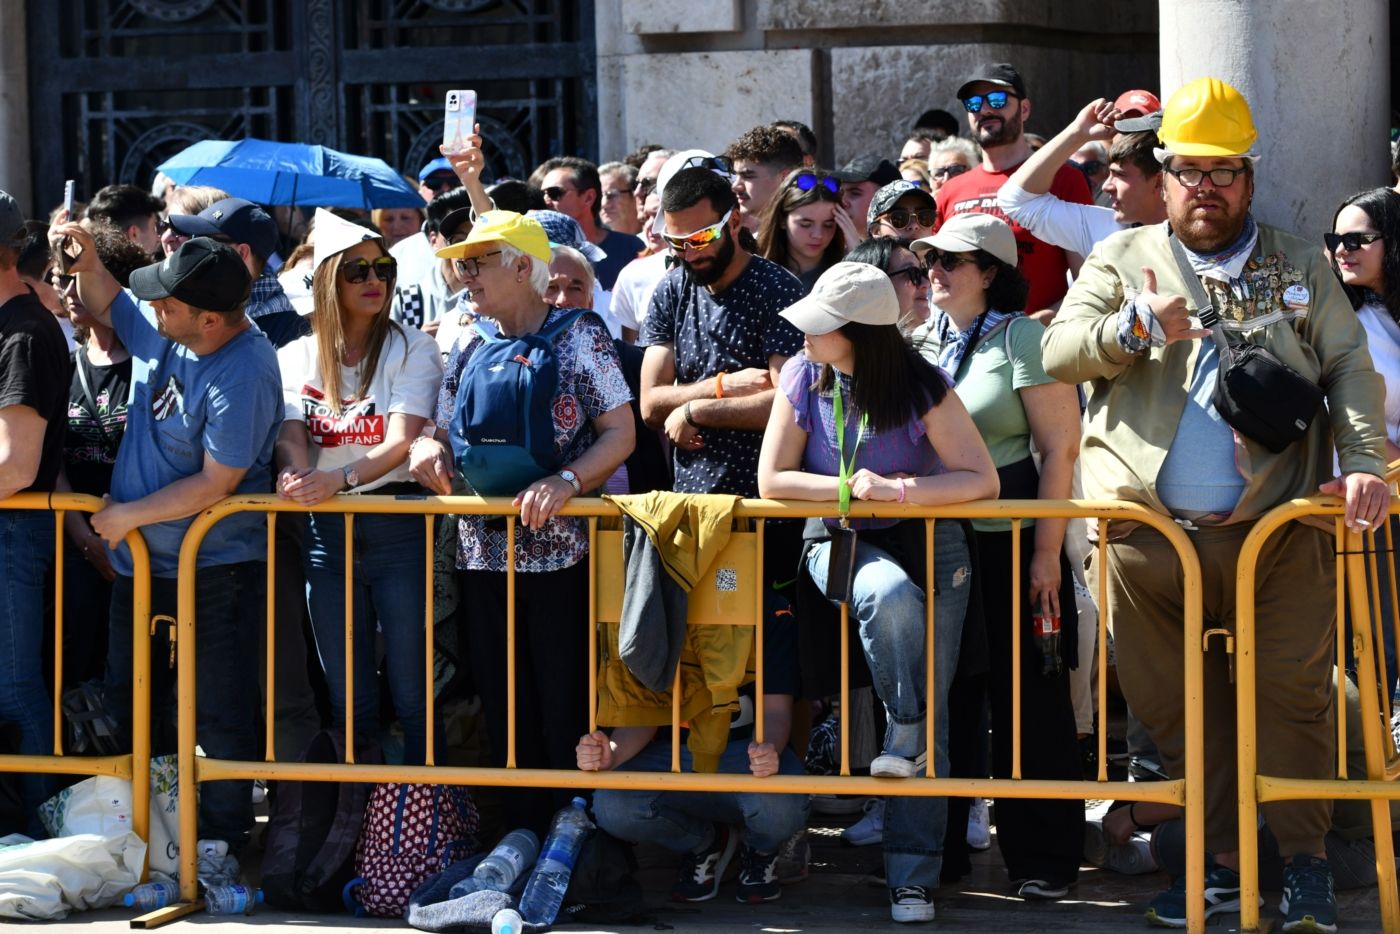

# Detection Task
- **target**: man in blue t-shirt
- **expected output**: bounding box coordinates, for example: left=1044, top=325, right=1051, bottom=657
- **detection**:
left=54, top=223, right=282, bottom=880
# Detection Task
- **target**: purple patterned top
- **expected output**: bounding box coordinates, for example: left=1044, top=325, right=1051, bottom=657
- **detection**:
left=436, top=308, right=632, bottom=572
left=780, top=354, right=951, bottom=530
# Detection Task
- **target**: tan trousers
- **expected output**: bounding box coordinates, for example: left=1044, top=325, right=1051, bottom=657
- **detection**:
left=1100, top=520, right=1336, bottom=856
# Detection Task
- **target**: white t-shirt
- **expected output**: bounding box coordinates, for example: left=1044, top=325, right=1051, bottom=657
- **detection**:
left=998, top=180, right=1124, bottom=259
left=608, top=251, right=669, bottom=334
left=278, top=324, right=444, bottom=492
left=1358, top=300, right=1400, bottom=448
left=390, top=231, right=436, bottom=296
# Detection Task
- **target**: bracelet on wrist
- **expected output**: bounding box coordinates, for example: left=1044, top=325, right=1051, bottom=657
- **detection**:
left=715, top=372, right=726, bottom=399
left=684, top=401, right=700, bottom=428
left=1128, top=802, right=1145, bottom=830
left=897, top=477, right=907, bottom=504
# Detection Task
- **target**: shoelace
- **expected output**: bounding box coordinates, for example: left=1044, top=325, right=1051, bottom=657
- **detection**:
left=680, top=843, right=720, bottom=883
left=893, top=885, right=928, bottom=902
left=741, top=849, right=776, bottom=882
left=1286, top=861, right=1334, bottom=903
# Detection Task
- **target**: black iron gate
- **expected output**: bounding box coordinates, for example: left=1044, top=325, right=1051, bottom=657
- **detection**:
left=27, top=0, right=596, bottom=213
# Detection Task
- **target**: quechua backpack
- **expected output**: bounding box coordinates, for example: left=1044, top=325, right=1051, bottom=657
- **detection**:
left=449, top=309, right=587, bottom=495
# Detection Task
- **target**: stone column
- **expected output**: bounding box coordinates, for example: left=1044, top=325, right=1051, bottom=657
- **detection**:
left=0, top=0, right=30, bottom=212
left=1159, top=0, right=1390, bottom=241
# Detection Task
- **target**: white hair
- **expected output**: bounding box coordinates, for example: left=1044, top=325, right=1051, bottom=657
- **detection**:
left=1076, top=141, right=1109, bottom=162
left=498, top=243, right=551, bottom=297
left=931, top=136, right=981, bottom=166
left=550, top=244, right=596, bottom=296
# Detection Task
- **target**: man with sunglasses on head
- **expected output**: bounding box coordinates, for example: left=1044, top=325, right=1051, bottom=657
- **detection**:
left=936, top=63, right=1093, bottom=321
left=1043, top=78, right=1388, bottom=933
left=998, top=96, right=1167, bottom=264
left=167, top=197, right=308, bottom=349
left=866, top=180, right=939, bottom=243
left=537, top=156, right=642, bottom=291
left=49, top=219, right=283, bottom=886
left=724, top=125, right=806, bottom=235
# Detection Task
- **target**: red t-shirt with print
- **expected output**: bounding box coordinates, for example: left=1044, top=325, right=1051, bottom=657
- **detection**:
left=935, top=162, right=1093, bottom=313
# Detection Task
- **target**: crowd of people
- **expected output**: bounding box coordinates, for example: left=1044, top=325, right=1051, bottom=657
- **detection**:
left=2, top=60, right=1398, bottom=932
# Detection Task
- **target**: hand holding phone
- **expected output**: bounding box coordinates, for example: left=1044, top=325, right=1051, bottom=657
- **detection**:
left=63, top=180, right=75, bottom=219
left=441, top=90, right=477, bottom=156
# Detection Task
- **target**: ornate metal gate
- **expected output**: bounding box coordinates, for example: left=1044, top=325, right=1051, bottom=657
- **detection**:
left=27, top=0, right=596, bottom=212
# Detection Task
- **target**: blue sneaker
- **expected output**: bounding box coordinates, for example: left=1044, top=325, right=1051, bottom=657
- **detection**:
left=1145, top=862, right=1246, bottom=928
left=1280, top=854, right=1337, bottom=933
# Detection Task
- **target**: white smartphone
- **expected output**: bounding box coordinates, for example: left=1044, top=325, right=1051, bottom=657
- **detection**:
left=441, top=90, right=477, bottom=155
left=63, top=179, right=75, bottom=217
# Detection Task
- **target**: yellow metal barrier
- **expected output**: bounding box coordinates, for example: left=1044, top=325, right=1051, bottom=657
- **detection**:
left=0, top=492, right=152, bottom=865
left=161, top=493, right=1208, bottom=930
left=1235, top=494, right=1400, bottom=933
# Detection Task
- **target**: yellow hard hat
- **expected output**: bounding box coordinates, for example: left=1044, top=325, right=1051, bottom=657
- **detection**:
left=435, top=210, right=551, bottom=264
left=1158, top=77, right=1257, bottom=158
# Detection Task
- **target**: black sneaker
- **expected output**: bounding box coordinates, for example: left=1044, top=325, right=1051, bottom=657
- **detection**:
left=735, top=844, right=781, bottom=903
left=1280, top=854, right=1337, bottom=933
left=890, top=885, right=935, bottom=923
left=671, top=824, right=738, bottom=902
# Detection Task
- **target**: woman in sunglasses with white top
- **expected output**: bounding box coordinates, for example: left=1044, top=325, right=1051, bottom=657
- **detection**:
left=274, top=208, right=444, bottom=764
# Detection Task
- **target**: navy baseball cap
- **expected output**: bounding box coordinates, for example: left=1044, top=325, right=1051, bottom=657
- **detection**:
left=129, top=237, right=252, bottom=314
left=418, top=157, right=454, bottom=183
left=169, top=197, right=279, bottom=262
left=833, top=155, right=902, bottom=186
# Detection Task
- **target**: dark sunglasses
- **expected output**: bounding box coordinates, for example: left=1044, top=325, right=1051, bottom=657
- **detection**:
left=338, top=256, right=398, bottom=283
left=922, top=250, right=976, bottom=273
left=634, top=177, right=657, bottom=199
left=680, top=154, right=732, bottom=175
left=880, top=208, right=938, bottom=231
left=1324, top=231, right=1383, bottom=253
left=422, top=174, right=459, bottom=192
left=45, top=270, right=75, bottom=290
left=887, top=265, right=926, bottom=287
left=931, top=163, right=970, bottom=181
left=962, top=91, right=1012, bottom=113
left=790, top=171, right=840, bottom=195
left=542, top=185, right=576, bottom=201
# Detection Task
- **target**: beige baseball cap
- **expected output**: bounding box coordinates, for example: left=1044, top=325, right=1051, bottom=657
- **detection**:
left=779, top=262, right=900, bottom=336
left=910, top=212, right=1018, bottom=267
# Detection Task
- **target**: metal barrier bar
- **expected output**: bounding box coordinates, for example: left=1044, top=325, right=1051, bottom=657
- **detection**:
left=1235, top=497, right=1400, bottom=933
left=424, top=513, right=436, bottom=767
left=167, top=493, right=1207, bottom=930
left=264, top=514, right=277, bottom=762
left=1096, top=519, right=1110, bottom=783
left=0, top=492, right=153, bottom=875
left=924, top=518, right=936, bottom=778
left=1011, top=517, right=1022, bottom=780
left=343, top=513, right=355, bottom=764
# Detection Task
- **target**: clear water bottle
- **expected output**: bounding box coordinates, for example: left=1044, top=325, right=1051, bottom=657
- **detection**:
left=492, top=907, right=525, bottom=934
left=474, top=829, right=540, bottom=891
left=448, top=875, right=483, bottom=900
left=203, top=884, right=263, bottom=915
left=1033, top=612, right=1062, bottom=677
left=518, top=797, right=593, bottom=926
left=123, top=881, right=180, bottom=910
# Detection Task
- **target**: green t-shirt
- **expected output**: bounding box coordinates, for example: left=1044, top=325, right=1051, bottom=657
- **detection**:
left=928, top=316, right=1054, bottom=531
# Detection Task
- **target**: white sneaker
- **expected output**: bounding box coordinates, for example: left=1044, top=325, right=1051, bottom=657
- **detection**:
left=195, top=838, right=241, bottom=886
left=890, top=885, right=936, bottom=922
left=870, top=750, right=927, bottom=779
left=967, top=798, right=991, bottom=851
left=842, top=798, right=885, bottom=846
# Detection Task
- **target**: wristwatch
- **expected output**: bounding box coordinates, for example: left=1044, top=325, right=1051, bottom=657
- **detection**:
left=558, top=469, right=581, bottom=494
left=341, top=465, right=360, bottom=490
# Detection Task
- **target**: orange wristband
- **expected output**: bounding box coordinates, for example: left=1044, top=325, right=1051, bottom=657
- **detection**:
left=715, top=372, right=725, bottom=399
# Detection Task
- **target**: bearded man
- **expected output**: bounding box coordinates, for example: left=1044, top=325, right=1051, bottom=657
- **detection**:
left=1042, top=77, right=1387, bottom=932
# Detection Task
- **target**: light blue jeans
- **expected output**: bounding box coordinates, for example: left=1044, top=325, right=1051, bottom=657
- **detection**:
left=806, top=520, right=972, bottom=889
left=594, top=738, right=809, bottom=855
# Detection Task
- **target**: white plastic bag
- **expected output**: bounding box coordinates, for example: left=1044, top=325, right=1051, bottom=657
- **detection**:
left=0, top=831, right=146, bottom=919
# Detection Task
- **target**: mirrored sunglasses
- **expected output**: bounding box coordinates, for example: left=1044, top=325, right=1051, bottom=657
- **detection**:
left=962, top=91, right=1011, bottom=113
left=790, top=171, right=840, bottom=195
left=662, top=209, right=732, bottom=253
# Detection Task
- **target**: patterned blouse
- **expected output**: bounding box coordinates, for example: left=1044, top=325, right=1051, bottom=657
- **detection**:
left=435, top=307, right=632, bottom=573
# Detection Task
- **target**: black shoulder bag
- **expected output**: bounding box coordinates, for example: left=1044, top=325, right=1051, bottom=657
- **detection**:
left=1167, top=234, right=1322, bottom=453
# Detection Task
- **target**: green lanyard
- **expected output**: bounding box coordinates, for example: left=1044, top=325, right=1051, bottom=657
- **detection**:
left=832, top=379, right=868, bottom=520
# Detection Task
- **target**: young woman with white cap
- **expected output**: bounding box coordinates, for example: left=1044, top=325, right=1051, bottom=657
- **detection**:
left=757, top=261, right=998, bottom=923
left=274, top=208, right=444, bottom=764
left=913, top=211, right=1083, bottom=901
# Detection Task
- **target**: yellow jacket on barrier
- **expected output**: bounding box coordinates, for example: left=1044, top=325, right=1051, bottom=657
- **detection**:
left=597, top=492, right=753, bottom=772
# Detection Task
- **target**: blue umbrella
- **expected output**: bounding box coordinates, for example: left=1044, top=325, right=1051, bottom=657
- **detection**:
left=157, top=138, right=425, bottom=209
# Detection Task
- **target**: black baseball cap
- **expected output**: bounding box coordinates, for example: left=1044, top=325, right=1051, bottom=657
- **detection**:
left=833, top=155, right=902, bottom=186
left=169, top=197, right=279, bottom=262
left=957, top=63, right=1029, bottom=101
left=0, top=190, right=23, bottom=244
left=129, top=237, right=252, bottom=313
left=439, top=207, right=474, bottom=241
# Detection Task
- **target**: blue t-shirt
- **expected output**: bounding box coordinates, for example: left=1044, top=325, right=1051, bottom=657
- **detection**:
left=108, top=291, right=283, bottom=576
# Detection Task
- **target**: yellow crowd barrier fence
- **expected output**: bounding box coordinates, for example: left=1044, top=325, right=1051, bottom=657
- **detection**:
left=1236, top=492, right=1400, bottom=933
left=135, top=493, right=1209, bottom=929
left=0, top=492, right=153, bottom=868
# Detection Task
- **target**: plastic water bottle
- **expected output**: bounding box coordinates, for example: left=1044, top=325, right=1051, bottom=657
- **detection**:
left=474, top=829, right=540, bottom=891
left=123, top=881, right=180, bottom=910
left=203, top=884, right=263, bottom=915
left=492, top=907, right=525, bottom=934
left=518, top=797, right=593, bottom=925
left=447, top=875, right=483, bottom=900
left=1033, top=612, right=1062, bottom=677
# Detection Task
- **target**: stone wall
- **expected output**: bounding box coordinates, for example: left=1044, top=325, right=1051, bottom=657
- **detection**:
left=595, top=0, right=1160, bottom=165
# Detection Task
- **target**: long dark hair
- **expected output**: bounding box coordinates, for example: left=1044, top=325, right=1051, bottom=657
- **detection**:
left=1330, top=187, right=1400, bottom=323
left=815, top=322, right=948, bottom=434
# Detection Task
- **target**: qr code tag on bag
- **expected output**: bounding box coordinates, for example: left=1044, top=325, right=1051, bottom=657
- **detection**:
left=715, top=568, right=738, bottom=592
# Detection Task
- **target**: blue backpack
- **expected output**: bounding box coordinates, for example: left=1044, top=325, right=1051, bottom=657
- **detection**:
left=450, top=309, right=587, bottom=496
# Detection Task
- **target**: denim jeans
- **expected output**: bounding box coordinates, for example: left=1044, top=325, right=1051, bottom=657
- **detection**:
left=806, top=520, right=972, bottom=889
left=594, top=737, right=809, bottom=854
left=0, top=509, right=57, bottom=830
left=304, top=511, right=433, bottom=765
left=107, top=563, right=262, bottom=849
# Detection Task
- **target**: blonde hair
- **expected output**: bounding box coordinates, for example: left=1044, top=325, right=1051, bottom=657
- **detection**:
left=165, top=185, right=230, bottom=216
left=310, top=240, right=400, bottom=415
